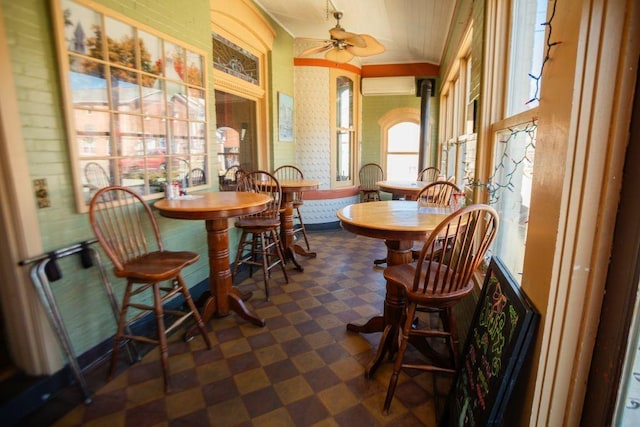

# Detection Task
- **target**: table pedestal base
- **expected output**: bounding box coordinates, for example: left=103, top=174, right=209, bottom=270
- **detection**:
left=371, top=239, right=413, bottom=267
left=186, top=218, right=265, bottom=339
left=346, top=239, right=435, bottom=377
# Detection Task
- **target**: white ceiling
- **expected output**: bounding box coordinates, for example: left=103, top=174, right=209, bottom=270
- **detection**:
left=253, top=0, right=457, bottom=66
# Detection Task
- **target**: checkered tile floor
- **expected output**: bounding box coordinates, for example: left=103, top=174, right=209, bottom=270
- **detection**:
left=21, top=230, right=469, bottom=426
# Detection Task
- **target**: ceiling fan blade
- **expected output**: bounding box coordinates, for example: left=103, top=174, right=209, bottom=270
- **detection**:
left=325, top=48, right=354, bottom=63
left=344, top=34, right=367, bottom=48
left=299, top=43, right=334, bottom=57
left=346, top=35, right=385, bottom=57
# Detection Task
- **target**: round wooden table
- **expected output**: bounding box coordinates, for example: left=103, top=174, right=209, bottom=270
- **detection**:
left=337, top=200, right=453, bottom=376
left=278, top=178, right=320, bottom=271
left=155, top=192, right=271, bottom=328
left=376, top=180, right=428, bottom=201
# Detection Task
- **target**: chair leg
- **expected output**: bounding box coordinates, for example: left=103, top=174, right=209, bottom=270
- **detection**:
left=445, top=307, right=459, bottom=369
left=176, top=275, right=211, bottom=349
left=109, top=281, right=133, bottom=380
left=232, top=230, right=249, bottom=281
left=383, top=303, right=417, bottom=414
left=259, top=232, right=270, bottom=300
left=295, top=206, right=310, bottom=251
left=152, top=282, right=171, bottom=393
left=272, top=229, right=289, bottom=284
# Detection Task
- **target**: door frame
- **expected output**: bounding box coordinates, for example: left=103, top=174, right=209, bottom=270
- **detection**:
left=0, top=5, right=62, bottom=375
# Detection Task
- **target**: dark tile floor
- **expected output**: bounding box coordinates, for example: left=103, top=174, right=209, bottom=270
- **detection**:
left=16, top=230, right=473, bottom=426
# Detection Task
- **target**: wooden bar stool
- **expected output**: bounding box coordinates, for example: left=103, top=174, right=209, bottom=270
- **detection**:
left=273, top=165, right=310, bottom=251
left=382, top=204, right=499, bottom=414
left=233, top=171, right=289, bottom=300
left=89, top=186, right=211, bottom=393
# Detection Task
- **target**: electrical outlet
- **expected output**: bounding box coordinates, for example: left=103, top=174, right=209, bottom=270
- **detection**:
left=34, top=178, right=50, bottom=208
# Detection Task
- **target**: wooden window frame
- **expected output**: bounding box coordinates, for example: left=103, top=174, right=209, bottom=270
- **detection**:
left=330, top=68, right=360, bottom=188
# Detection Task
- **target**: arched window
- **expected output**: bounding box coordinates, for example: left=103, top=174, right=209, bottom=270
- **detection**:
left=379, top=108, right=420, bottom=180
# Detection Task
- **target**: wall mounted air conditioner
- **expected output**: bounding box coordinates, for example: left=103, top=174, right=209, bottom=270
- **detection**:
left=361, top=76, right=416, bottom=96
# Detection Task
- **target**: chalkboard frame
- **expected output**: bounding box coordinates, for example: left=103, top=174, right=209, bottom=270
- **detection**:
left=440, top=256, right=540, bottom=426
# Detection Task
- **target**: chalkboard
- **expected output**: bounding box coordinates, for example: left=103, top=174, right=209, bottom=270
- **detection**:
left=441, top=256, right=539, bottom=427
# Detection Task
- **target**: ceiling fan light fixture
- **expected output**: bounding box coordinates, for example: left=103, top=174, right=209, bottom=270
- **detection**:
left=325, top=48, right=354, bottom=63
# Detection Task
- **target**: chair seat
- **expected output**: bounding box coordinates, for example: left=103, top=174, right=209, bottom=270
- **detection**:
left=117, top=251, right=199, bottom=281
left=293, top=199, right=304, bottom=208
left=235, top=217, right=281, bottom=229
left=384, top=262, right=475, bottom=308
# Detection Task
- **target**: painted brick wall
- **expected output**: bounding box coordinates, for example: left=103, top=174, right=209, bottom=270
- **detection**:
left=266, top=13, right=296, bottom=169
left=294, top=66, right=331, bottom=188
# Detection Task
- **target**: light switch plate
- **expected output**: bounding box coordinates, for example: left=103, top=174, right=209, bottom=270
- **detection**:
left=34, top=178, right=50, bottom=208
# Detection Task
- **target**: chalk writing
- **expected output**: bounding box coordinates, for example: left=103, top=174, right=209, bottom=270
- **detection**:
left=442, top=257, right=539, bottom=427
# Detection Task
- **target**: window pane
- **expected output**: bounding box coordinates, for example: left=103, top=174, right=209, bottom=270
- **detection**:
left=186, top=50, right=203, bottom=86
left=142, top=117, right=166, bottom=154
left=110, top=65, right=141, bottom=113
left=114, top=113, right=142, bottom=157
left=461, top=137, right=477, bottom=188
left=69, top=58, right=108, bottom=109
left=446, top=143, right=455, bottom=177
left=189, top=122, right=206, bottom=154
left=165, top=41, right=186, bottom=82
left=388, top=122, right=419, bottom=152
left=75, top=109, right=111, bottom=156
left=142, top=80, right=165, bottom=117
left=187, top=88, right=205, bottom=121
left=336, top=131, right=351, bottom=181
left=488, top=123, right=536, bottom=281
left=386, top=154, right=419, bottom=181
left=507, top=0, right=547, bottom=115
left=167, top=82, right=187, bottom=119
left=82, top=160, right=114, bottom=203
left=336, top=77, right=353, bottom=128
left=104, top=17, right=136, bottom=69
left=169, top=118, right=188, bottom=154
left=62, top=0, right=103, bottom=59
left=138, top=30, right=163, bottom=77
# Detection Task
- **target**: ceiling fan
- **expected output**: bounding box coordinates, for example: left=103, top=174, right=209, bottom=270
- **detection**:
left=299, top=11, right=385, bottom=63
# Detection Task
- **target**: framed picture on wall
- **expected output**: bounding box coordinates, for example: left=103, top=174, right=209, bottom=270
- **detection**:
left=278, top=92, right=293, bottom=142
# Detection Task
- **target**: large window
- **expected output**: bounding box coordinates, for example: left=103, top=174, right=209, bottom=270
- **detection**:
left=438, top=28, right=475, bottom=190
left=484, top=0, right=547, bottom=279
left=53, top=0, right=209, bottom=211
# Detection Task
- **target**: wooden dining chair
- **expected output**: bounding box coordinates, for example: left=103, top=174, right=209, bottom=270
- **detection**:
left=417, top=166, right=440, bottom=182
left=89, top=186, right=211, bottom=393
left=359, top=162, right=384, bottom=202
left=412, top=180, right=463, bottom=260
left=416, top=180, right=461, bottom=206
left=219, top=165, right=240, bottom=191
left=189, top=167, right=206, bottom=186
left=232, top=171, right=289, bottom=300
left=382, top=204, right=499, bottom=414
left=273, top=164, right=310, bottom=251
left=84, top=162, right=112, bottom=195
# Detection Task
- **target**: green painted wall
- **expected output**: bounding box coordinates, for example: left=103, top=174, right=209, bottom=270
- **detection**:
left=265, top=14, right=296, bottom=169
